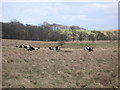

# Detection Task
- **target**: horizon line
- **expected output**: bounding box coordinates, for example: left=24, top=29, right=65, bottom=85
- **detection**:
left=1, top=20, right=118, bottom=31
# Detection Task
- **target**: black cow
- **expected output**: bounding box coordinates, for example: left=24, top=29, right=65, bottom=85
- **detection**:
left=55, top=46, right=60, bottom=50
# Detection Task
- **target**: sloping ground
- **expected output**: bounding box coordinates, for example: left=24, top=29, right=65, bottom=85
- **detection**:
left=59, top=29, right=118, bottom=34
left=2, top=39, right=118, bottom=88
left=99, top=30, right=118, bottom=32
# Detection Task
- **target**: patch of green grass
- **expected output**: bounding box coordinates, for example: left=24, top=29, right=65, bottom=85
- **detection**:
left=75, top=75, right=83, bottom=81
left=64, top=42, right=97, bottom=49
left=3, top=73, right=9, bottom=78
left=63, top=41, right=118, bottom=49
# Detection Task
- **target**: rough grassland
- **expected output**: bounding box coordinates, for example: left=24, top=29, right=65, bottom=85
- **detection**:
left=2, top=39, right=118, bottom=88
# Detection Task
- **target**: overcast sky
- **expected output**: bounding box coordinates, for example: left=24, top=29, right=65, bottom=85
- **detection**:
left=1, top=0, right=119, bottom=30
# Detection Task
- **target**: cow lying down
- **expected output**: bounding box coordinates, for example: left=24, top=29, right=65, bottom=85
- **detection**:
left=27, top=47, right=40, bottom=51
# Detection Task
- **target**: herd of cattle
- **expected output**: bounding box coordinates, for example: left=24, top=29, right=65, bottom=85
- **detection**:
left=16, top=45, right=60, bottom=51
left=16, top=45, right=94, bottom=52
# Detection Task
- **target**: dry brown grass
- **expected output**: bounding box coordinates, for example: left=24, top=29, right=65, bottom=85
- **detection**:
left=2, top=39, right=118, bottom=88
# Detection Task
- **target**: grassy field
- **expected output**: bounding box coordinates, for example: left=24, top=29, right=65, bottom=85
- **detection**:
left=59, top=29, right=92, bottom=34
left=2, top=39, right=118, bottom=88
left=59, top=29, right=118, bottom=34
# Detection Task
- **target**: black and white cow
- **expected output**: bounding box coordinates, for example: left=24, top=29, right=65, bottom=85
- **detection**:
left=16, top=44, right=40, bottom=51
left=49, top=47, right=54, bottom=50
left=16, top=45, right=24, bottom=48
left=84, top=47, right=93, bottom=52
left=26, top=47, right=40, bottom=51
left=34, top=47, right=40, bottom=50
left=24, top=45, right=32, bottom=49
left=26, top=47, right=34, bottom=51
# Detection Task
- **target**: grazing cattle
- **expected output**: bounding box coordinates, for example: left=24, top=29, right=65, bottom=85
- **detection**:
left=49, top=47, right=54, bottom=50
left=84, top=47, right=93, bottom=52
left=16, top=45, right=24, bottom=48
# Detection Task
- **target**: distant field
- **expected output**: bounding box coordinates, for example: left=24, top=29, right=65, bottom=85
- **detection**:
left=59, top=29, right=118, bottom=34
left=99, top=30, right=118, bottom=32
left=59, top=29, right=92, bottom=34
left=2, top=39, right=118, bottom=88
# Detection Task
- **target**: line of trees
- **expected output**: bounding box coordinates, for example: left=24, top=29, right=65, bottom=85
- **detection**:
left=2, top=20, right=119, bottom=41
left=69, top=26, right=118, bottom=42
left=2, top=20, right=69, bottom=41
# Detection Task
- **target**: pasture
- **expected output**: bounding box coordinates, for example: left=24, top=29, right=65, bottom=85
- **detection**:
left=2, top=39, right=118, bottom=88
